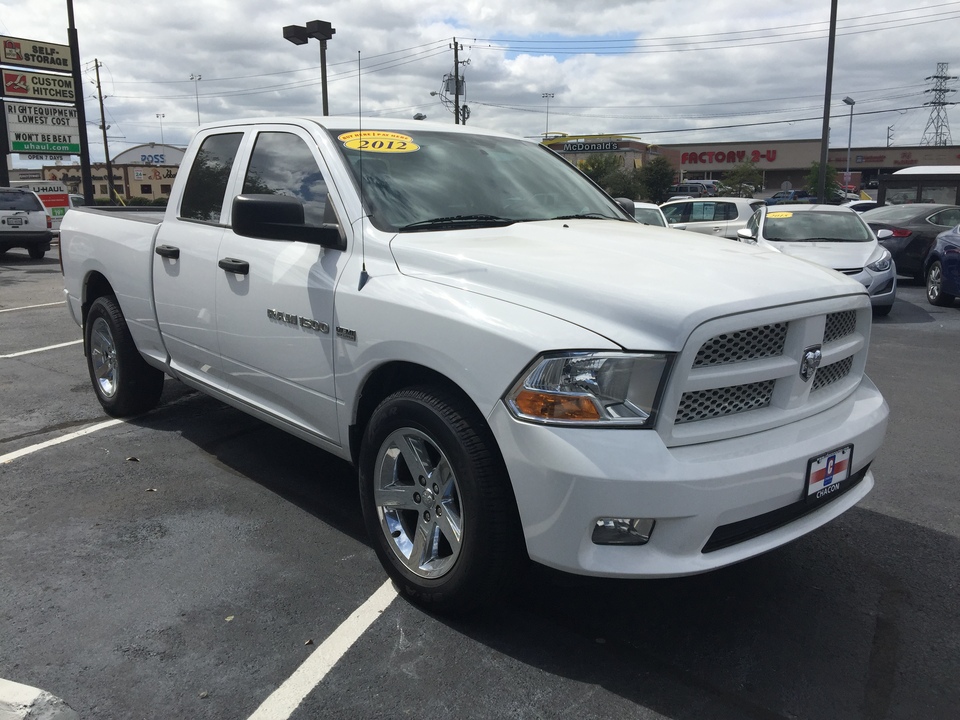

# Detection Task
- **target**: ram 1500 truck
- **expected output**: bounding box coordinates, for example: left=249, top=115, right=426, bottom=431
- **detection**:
left=61, top=118, right=889, bottom=613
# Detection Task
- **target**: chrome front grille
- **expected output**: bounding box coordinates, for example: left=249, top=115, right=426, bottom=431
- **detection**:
left=660, top=298, right=871, bottom=446
left=812, top=356, right=853, bottom=391
left=677, top=380, right=775, bottom=423
left=693, top=323, right=788, bottom=367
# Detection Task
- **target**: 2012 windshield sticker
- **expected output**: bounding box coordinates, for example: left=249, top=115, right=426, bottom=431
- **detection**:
left=338, top=131, right=419, bottom=153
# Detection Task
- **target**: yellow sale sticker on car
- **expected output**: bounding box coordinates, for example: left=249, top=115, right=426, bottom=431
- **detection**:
left=338, top=131, right=419, bottom=153
left=767, top=211, right=794, bottom=218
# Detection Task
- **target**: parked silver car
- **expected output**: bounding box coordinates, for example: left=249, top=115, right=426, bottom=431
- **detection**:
left=660, top=197, right=764, bottom=239
left=737, top=204, right=897, bottom=316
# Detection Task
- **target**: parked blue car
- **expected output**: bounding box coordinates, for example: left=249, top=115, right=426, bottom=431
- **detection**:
left=925, top=224, right=960, bottom=307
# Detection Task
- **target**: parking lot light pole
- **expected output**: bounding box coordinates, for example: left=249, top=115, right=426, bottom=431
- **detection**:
left=843, top=96, right=855, bottom=188
left=283, top=20, right=336, bottom=116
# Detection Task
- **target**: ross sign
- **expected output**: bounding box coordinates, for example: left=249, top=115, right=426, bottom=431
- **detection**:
left=5, top=100, right=79, bottom=153
left=1, top=36, right=72, bottom=72
left=2, top=69, right=74, bottom=102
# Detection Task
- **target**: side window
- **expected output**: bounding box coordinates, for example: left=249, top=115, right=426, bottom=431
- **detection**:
left=746, top=210, right=760, bottom=236
left=180, top=133, right=243, bottom=223
left=930, top=209, right=960, bottom=227
left=242, top=132, right=329, bottom=226
left=662, top=203, right=689, bottom=223
left=718, top=202, right=737, bottom=221
left=689, top=202, right=716, bottom=222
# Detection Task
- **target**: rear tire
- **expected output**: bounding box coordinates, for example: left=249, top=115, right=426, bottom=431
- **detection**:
left=926, top=261, right=955, bottom=307
left=85, top=296, right=165, bottom=417
left=28, top=247, right=45, bottom=260
left=359, top=386, right=523, bottom=615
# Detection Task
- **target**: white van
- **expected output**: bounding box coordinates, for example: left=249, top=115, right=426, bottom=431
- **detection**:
left=11, top=181, right=70, bottom=236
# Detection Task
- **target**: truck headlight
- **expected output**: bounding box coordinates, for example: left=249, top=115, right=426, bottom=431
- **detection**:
left=866, top=248, right=892, bottom=272
left=506, top=352, right=671, bottom=427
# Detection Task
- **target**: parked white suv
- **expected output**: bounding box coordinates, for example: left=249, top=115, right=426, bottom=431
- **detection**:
left=661, top=197, right=764, bottom=239
left=0, top=187, right=53, bottom=259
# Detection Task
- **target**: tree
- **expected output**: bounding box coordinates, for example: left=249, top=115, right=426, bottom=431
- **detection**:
left=805, top=162, right=840, bottom=200
left=719, top=160, right=762, bottom=197
left=578, top=154, right=641, bottom=199
left=638, top=155, right=675, bottom=204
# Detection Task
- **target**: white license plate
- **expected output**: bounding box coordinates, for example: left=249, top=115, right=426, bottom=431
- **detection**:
left=6, top=217, right=23, bottom=226
left=805, top=445, right=852, bottom=503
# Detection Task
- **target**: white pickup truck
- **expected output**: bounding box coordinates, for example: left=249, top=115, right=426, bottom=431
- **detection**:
left=61, top=117, right=889, bottom=613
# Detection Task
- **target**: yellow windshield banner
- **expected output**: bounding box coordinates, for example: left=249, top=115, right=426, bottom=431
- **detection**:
left=338, top=131, right=419, bottom=153
left=767, top=211, right=794, bottom=218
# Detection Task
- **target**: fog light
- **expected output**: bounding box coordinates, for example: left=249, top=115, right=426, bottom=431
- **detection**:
left=591, top=517, right=656, bottom=545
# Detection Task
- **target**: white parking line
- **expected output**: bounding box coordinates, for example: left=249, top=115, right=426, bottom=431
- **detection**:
left=0, top=301, right=66, bottom=313
left=246, top=579, right=397, bottom=720
left=0, top=418, right=123, bottom=465
left=0, top=339, right=82, bottom=359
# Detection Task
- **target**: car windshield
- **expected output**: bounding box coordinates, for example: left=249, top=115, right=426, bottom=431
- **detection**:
left=634, top=208, right=665, bottom=226
left=763, top=210, right=872, bottom=242
left=0, top=191, right=43, bottom=212
left=329, top=129, right=627, bottom=232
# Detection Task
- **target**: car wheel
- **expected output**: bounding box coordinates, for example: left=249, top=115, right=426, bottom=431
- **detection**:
left=359, top=386, right=523, bottom=615
left=28, top=247, right=45, bottom=259
left=926, top=261, right=956, bottom=307
left=85, top=296, right=165, bottom=417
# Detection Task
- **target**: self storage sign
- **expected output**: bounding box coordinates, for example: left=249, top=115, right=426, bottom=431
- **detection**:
left=1, top=36, right=73, bottom=72
left=5, top=100, right=79, bottom=153
left=1, top=69, right=75, bottom=102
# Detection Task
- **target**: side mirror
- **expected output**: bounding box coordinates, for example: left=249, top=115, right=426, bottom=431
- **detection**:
left=737, top=228, right=757, bottom=244
left=875, top=228, right=893, bottom=240
left=615, top=197, right=635, bottom=216
left=232, top=194, right=346, bottom=250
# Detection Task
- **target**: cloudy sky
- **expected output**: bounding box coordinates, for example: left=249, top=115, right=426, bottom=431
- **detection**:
left=1, top=0, right=958, bottom=162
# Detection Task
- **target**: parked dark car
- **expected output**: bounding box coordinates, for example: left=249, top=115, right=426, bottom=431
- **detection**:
left=924, top=224, right=960, bottom=307
left=862, top=204, right=960, bottom=282
left=765, top=189, right=814, bottom=205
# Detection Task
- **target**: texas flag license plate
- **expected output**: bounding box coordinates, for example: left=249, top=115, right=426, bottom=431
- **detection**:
left=805, top=445, right=852, bottom=504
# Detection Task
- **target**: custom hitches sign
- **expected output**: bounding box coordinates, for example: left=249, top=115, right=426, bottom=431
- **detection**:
left=1, top=69, right=75, bottom=102
left=5, top=100, right=79, bottom=154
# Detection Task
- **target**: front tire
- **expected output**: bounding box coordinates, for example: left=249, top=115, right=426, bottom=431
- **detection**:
left=85, top=296, right=165, bottom=417
left=359, top=386, right=523, bottom=615
left=926, top=261, right=955, bottom=307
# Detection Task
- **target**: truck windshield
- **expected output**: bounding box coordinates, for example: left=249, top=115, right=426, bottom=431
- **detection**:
left=329, top=129, right=627, bottom=232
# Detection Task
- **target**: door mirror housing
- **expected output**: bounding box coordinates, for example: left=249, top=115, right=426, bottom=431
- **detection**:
left=232, top=194, right=346, bottom=250
left=737, top=227, right=757, bottom=244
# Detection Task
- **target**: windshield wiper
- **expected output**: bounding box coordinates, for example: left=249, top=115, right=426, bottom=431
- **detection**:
left=399, top=214, right=516, bottom=232
left=552, top=212, right=620, bottom=221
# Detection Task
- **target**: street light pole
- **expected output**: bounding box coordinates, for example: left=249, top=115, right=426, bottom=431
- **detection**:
left=156, top=113, right=165, bottom=145
left=190, top=74, right=202, bottom=125
left=843, top=96, right=855, bottom=189
left=542, top=93, right=554, bottom=136
left=283, top=20, right=336, bottom=116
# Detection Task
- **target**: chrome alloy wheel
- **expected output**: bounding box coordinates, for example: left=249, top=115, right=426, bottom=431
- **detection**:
left=373, top=427, right=464, bottom=579
left=89, top=316, right=119, bottom=398
left=927, top=262, right=944, bottom=303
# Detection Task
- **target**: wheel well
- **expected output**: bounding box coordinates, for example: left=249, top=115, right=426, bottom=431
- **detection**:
left=349, top=361, right=481, bottom=466
left=79, top=272, right=115, bottom=356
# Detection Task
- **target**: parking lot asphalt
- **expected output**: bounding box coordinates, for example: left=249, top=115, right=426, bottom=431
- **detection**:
left=1, top=248, right=958, bottom=720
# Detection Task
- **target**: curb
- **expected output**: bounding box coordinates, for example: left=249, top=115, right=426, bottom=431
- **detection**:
left=0, top=679, right=78, bottom=720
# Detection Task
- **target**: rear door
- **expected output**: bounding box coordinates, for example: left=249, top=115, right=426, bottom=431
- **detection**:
left=214, top=126, right=347, bottom=445
left=153, top=131, right=244, bottom=391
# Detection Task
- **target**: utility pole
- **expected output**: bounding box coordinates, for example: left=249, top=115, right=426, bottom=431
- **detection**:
left=816, top=0, right=839, bottom=204
left=452, top=38, right=462, bottom=125
left=94, top=60, right=115, bottom=204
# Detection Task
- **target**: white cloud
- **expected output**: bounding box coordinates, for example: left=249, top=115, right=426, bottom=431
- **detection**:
left=0, top=0, right=957, bottom=162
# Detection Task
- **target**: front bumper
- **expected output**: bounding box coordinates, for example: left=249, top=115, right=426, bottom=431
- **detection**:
left=490, top=375, right=888, bottom=577
left=849, top=266, right=897, bottom=308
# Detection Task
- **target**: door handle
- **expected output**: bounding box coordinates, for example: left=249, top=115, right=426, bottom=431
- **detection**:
left=155, top=244, right=180, bottom=259
left=218, top=257, right=250, bottom=275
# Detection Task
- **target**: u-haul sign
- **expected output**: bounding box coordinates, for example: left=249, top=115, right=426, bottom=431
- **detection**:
left=4, top=100, right=79, bottom=153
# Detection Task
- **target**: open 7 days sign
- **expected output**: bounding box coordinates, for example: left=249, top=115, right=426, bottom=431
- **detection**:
left=5, top=100, right=79, bottom=154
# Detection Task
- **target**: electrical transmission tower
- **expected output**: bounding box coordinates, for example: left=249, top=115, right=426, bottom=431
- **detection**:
left=920, top=62, right=957, bottom=146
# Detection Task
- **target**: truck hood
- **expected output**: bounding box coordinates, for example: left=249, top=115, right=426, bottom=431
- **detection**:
left=389, top=220, right=866, bottom=350
left=761, top=239, right=879, bottom=271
